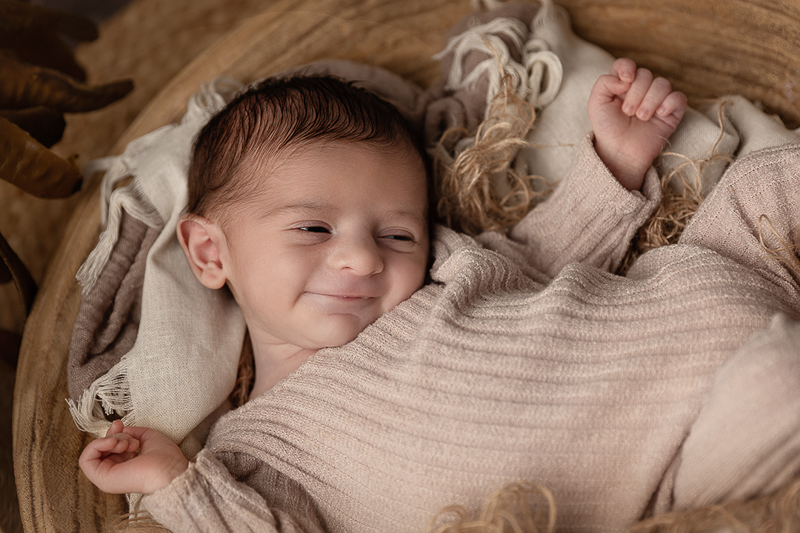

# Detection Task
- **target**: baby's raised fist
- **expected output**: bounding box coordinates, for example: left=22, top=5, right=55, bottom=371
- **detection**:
left=588, top=58, right=687, bottom=190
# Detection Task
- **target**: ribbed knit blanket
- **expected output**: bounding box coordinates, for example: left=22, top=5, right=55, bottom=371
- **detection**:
left=141, top=137, right=800, bottom=532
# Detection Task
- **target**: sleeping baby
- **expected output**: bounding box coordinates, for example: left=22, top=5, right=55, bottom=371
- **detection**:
left=79, top=58, right=800, bottom=532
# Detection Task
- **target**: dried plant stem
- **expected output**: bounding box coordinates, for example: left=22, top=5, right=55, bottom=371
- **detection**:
left=628, top=477, right=800, bottom=533
left=759, top=215, right=800, bottom=277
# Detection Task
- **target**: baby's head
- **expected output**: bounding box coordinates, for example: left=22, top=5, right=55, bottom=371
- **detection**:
left=178, top=75, right=431, bottom=357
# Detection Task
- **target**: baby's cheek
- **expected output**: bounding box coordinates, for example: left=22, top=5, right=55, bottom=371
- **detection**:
left=391, top=265, right=426, bottom=306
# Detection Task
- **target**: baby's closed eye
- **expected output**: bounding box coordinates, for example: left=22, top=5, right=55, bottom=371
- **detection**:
left=379, top=231, right=420, bottom=251
left=299, top=226, right=330, bottom=234
left=382, top=234, right=413, bottom=241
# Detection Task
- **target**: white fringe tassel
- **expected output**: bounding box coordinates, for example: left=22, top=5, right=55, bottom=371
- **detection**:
left=66, top=360, right=136, bottom=438
left=75, top=76, right=244, bottom=295
left=434, top=1, right=563, bottom=110
left=433, top=0, right=563, bottom=162
left=75, top=181, right=161, bottom=295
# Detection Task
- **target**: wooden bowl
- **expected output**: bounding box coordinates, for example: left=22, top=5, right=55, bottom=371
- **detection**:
left=13, top=0, right=800, bottom=531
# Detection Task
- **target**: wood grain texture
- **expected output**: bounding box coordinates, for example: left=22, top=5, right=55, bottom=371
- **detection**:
left=13, top=177, right=129, bottom=532
left=559, top=0, right=800, bottom=127
left=12, top=0, right=800, bottom=531
left=109, top=0, right=464, bottom=153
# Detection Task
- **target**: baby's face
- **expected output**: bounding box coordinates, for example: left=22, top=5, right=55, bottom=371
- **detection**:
left=219, top=141, right=429, bottom=354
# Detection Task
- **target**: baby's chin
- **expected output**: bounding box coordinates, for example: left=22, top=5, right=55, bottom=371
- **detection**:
left=307, top=314, right=377, bottom=350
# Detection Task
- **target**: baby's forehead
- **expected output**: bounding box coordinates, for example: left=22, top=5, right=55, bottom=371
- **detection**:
left=240, top=139, right=424, bottom=184
left=224, top=140, right=426, bottom=213
left=271, top=137, right=420, bottom=163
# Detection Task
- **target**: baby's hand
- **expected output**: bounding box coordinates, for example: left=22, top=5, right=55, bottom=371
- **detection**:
left=79, top=420, right=189, bottom=495
left=588, top=58, right=687, bottom=190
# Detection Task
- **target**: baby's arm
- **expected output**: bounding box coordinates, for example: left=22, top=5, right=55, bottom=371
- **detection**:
left=82, top=421, right=318, bottom=532
left=142, top=449, right=322, bottom=533
left=79, top=420, right=189, bottom=495
left=588, top=58, right=687, bottom=191
left=479, top=59, right=686, bottom=277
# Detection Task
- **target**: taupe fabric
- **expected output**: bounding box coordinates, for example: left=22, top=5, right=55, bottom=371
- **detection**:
left=67, top=213, right=157, bottom=401
left=673, top=313, right=800, bottom=509
left=141, top=138, right=800, bottom=532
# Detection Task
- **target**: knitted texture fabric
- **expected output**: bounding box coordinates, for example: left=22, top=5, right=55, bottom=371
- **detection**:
left=67, top=0, right=799, bottom=459
left=141, top=138, right=800, bottom=533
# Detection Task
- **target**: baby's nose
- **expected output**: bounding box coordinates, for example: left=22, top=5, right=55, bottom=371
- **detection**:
left=332, top=235, right=383, bottom=276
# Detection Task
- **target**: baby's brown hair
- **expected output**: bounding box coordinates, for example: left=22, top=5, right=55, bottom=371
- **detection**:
left=187, top=75, right=430, bottom=223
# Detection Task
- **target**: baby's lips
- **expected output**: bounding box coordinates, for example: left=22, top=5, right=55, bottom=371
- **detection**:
left=306, top=282, right=382, bottom=300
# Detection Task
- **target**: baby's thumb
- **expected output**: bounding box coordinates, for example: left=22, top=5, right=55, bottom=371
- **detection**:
left=591, top=74, right=630, bottom=102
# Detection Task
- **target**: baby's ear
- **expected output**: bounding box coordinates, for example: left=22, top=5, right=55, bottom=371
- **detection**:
left=176, top=214, right=228, bottom=290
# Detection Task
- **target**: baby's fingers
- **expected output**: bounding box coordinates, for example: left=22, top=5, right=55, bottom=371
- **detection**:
left=632, top=77, right=674, bottom=121
left=105, top=419, right=123, bottom=437
left=656, top=90, right=688, bottom=121
left=82, top=433, right=140, bottom=461
left=609, top=57, right=636, bottom=83
left=620, top=68, right=655, bottom=117
left=589, top=73, right=633, bottom=109
left=107, top=434, right=140, bottom=455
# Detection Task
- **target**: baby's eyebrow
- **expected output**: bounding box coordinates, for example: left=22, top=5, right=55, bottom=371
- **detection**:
left=279, top=202, right=328, bottom=212
left=273, top=203, right=423, bottom=217
left=262, top=202, right=331, bottom=218
left=262, top=202, right=425, bottom=225
left=384, top=209, right=427, bottom=223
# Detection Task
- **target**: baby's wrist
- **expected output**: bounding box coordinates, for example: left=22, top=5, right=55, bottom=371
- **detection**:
left=604, top=162, right=646, bottom=192
left=149, top=457, right=190, bottom=494
left=593, top=137, right=646, bottom=191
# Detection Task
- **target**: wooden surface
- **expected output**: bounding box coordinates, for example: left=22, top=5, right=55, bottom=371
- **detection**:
left=11, top=0, right=800, bottom=531
left=561, top=0, right=800, bottom=127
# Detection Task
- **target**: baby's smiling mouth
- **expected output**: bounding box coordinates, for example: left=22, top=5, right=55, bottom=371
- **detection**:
left=304, top=292, right=378, bottom=314
left=304, top=291, right=378, bottom=301
left=311, top=293, right=374, bottom=300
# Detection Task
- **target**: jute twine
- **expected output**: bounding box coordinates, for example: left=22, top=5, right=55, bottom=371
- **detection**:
left=432, top=73, right=744, bottom=274
left=432, top=66, right=717, bottom=263
left=433, top=71, right=552, bottom=236
left=427, top=481, right=557, bottom=533
left=616, top=102, right=737, bottom=274
left=759, top=214, right=800, bottom=278
left=425, top=476, right=800, bottom=533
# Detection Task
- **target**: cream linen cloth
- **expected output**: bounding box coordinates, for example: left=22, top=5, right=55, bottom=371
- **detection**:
left=68, top=78, right=247, bottom=448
